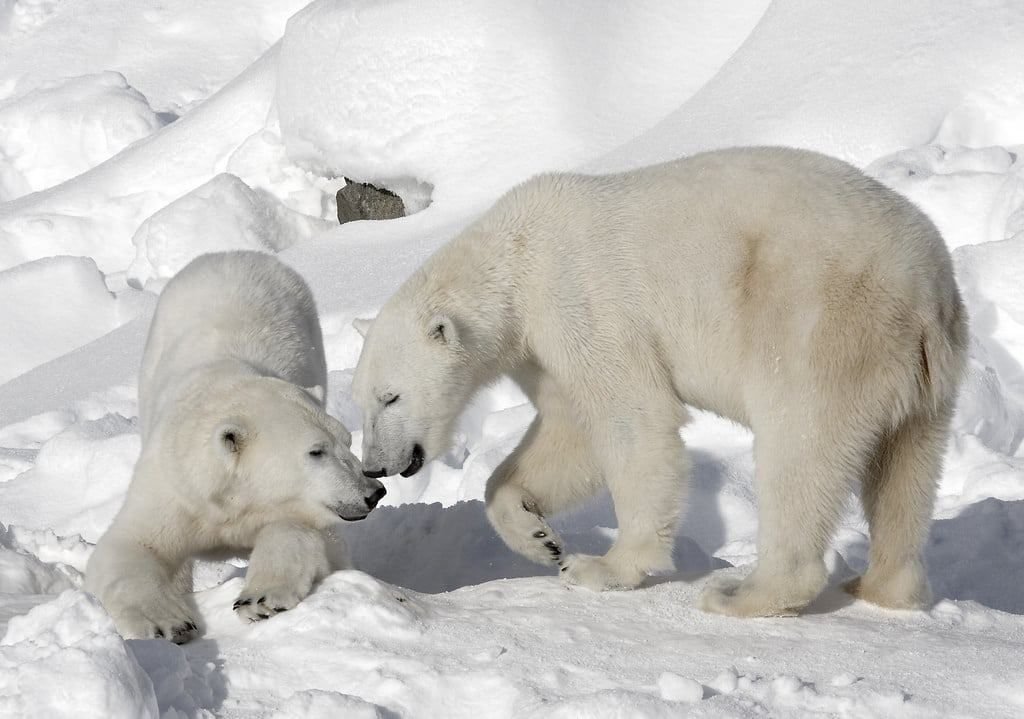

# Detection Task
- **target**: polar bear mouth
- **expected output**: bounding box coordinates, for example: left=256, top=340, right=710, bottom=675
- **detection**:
left=399, top=444, right=425, bottom=477
left=335, top=508, right=369, bottom=521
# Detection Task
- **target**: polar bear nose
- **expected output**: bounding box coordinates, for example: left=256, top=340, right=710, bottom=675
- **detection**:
left=365, top=484, right=387, bottom=510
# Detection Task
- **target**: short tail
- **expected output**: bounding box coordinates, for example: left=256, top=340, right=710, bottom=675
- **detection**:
left=917, top=289, right=969, bottom=415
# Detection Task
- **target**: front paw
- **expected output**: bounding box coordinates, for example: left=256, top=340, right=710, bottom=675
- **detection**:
left=487, top=497, right=565, bottom=567
left=560, top=553, right=644, bottom=591
left=233, top=586, right=304, bottom=623
left=116, top=598, right=201, bottom=644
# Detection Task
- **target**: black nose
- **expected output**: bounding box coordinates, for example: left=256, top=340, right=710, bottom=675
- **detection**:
left=365, top=485, right=387, bottom=510
left=363, top=467, right=387, bottom=479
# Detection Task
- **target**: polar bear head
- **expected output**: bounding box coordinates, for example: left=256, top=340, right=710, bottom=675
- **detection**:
left=351, top=304, right=478, bottom=478
left=201, top=378, right=385, bottom=526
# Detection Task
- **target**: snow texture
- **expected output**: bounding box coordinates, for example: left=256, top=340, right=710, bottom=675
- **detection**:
left=1, top=0, right=1024, bottom=716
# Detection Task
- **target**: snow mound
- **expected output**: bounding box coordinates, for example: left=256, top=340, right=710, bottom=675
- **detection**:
left=0, top=524, right=77, bottom=594
left=595, top=0, right=1024, bottom=171
left=0, top=590, right=158, bottom=719
left=0, top=256, right=134, bottom=384
left=0, top=0, right=309, bottom=115
left=0, top=45, right=281, bottom=274
left=0, top=72, right=166, bottom=201
left=0, top=413, right=138, bottom=541
left=277, top=0, right=769, bottom=206
left=126, top=172, right=330, bottom=290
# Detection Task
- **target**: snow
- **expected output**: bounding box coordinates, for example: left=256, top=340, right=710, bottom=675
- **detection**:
left=1, top=0, right=1023, bottom=716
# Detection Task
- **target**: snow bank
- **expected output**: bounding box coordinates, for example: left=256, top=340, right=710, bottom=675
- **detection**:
left=0, top=72, right=165, bottom=201
left=277, top=0, right=769, bottom=206
left=0, top=591, right=158, bottom=719
left=0, top=524, right=77, bottom=595
left=0, top=0, right=308, bottom=114
left=0, top=256, right=136, bottom=385
left=0, top=413, right=138, bottom=541
left=0, top=45, right=282, bottom=274
left=127, top=172, right=330, bottom=290
left=594, top=0, right=1024, bottom=171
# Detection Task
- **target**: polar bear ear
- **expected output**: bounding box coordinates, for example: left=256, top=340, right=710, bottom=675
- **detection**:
left=352, top=317, right=374, bottom=338
left=304, top=384, right=325, bottom=404
left=215, top=420, right=248, bottom=458
left=428, top=313, right=459, bottom=347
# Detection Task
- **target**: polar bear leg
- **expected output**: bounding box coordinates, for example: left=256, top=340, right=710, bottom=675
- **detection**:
left=560, top=397, right=688, bottom=591
left=844, top=408, right=948, bottom=609
left=701, top=415, right=872, bottom=617
left=485, top=404, right=602, bottom=568
left=86, top=535, right=199, bottom=643
left=233, top=521, right=331, bottom=622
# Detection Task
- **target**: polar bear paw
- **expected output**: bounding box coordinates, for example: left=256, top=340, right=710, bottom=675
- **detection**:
left=560, top=553, right=645, bottom=591
left=700, top=575, right=806, bottom=618
left=117, top=597, right=201, bottom=643
left=487, top=496, right=565, bottom=566
left=233, top=586, right=304, bottom=623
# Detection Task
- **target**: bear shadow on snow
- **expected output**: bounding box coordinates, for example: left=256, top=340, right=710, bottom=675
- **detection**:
left=343, top=448, right=731, bottom=594
left=924, top=497, right=1024, bottom=615
left=341, top=459, right=1024, bottom=617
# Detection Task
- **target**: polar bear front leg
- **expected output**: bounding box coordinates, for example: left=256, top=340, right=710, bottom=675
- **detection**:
left=233, top=521, right=331, bottom=622
left=561, top=400, right=688, bottom=591
left=485, top=406, right=601, bottom=568
left=85, top=533, right=200, bottom=643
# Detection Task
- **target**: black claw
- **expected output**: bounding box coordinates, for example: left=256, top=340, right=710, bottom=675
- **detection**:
left=560, top=566, right=568, bottom=572
left=186, top=621, right=198, bottom=631
left=234, top=598, right=253, bottom=608
left=533, top=530, right=547, bottom=538
left=544, top=541, right=559, bottom=550
left=257, top=613, right=270, bottom=620
left=258, top=596, right=266, bottom=604
left=154, top=628, right=165, bottom=638
left=272, top=606, right=287, bottom=613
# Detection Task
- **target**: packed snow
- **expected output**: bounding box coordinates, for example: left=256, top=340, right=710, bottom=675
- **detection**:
left=1, top=0, right=1023, bottom=717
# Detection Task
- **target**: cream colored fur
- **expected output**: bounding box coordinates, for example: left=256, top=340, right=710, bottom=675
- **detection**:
left=352, top=147, right=968, bottom=616
left=86, top=251, right=383, bottom=642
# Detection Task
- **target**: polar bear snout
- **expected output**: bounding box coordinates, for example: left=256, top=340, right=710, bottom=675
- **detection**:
left=329, top=473, right=387, bottom=521
left=365, top=483, right=387, bottom=509
left=362, top=443, right=425, bottom=479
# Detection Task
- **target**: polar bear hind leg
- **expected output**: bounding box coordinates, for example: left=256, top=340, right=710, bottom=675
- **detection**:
left=843, top=406, right=950, bottom=609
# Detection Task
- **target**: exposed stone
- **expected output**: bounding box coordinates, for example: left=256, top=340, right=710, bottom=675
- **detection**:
left=336, top=178, right=405, bottom=224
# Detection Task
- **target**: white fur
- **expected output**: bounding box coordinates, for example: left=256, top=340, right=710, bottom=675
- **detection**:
left=352, top=147, right=968, bottom=616
left=86, top=251, right=384, bottom=642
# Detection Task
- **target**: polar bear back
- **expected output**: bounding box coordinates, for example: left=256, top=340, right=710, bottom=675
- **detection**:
left=472, top=147, right=963, bottom=425
left=138, top=251, right=326, bottom=434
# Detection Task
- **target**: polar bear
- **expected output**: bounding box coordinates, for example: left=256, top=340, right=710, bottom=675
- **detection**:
left=352, top=147, right=968, bottom=617
left=86, top=251, right=386, bottom=642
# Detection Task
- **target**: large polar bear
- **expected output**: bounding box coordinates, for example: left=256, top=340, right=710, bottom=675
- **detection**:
left=352, top=147, right=968, bottom=617
left=86, top=251, right=386, bottom=642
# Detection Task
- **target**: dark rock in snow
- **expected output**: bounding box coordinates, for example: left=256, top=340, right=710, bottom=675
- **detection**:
left=336, top=178, right=405, bottom=224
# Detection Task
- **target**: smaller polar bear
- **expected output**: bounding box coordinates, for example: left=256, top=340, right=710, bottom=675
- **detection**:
left=86, top=251, right=385, bottom=643
left=352, top=147, right=968, bottom=618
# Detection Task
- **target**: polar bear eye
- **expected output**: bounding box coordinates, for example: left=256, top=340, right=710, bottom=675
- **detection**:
left=383, top=394, right=400, bottom=407
left=308, top=446, right=326, bottom=458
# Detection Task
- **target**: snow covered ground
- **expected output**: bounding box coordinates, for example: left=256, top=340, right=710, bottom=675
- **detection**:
left=2, top=0, right=1024, bottom=716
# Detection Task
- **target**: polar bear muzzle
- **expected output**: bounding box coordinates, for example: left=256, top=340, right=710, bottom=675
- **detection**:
left=362, top=442, right=424, bottom=478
